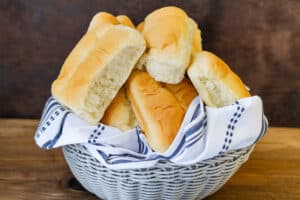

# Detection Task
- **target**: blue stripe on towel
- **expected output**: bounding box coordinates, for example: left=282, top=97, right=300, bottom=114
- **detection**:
left=143, top=146, right=148, bottom=154
left=42, top=97, right=55, bottom=115
left=42, top=111, right=70, bottom=149
left=185, top=133, right=205, bottom=148
left=89, top=143, right=105, bottom=147
left=97, top=150, right=108, bottom=160
left=41, top=102, right=60, bottom=122
left=191, top=104, right=201, bottom=121
left=111, top=153, right=146, bottom=159
left=186, top=128, right=205, bottom=145
left=136, top=128, right=142, bottom=153
left=185, top=116, right=207, bottom=137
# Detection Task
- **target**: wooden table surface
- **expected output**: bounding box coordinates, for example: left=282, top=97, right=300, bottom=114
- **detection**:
left=0, top=119, right=299, bottom=199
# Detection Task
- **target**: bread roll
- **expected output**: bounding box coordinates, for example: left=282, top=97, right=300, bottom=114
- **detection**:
left=187, top=51, right=250, bottom=107
left=52, top=25, right=146, bottom=124
left=116, top=15, right=135, bottom=28
left=101, top=87, right=137, bottom=131
left=163, top=78, right=198, bottom=110
left=142, top=6, right=195, bottom=84
left=87, top=12, right=119, bottom=32
left=126, top=71, right=185, bottom=152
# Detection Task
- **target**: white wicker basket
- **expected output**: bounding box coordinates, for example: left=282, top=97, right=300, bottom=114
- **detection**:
left=62, top=144, right=254, bottom=200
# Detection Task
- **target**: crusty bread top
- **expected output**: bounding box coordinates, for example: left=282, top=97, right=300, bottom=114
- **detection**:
left=126, top=71, right=185, bottom=152
left=116, top=15, right=135, bottom=28
left=164, top=78, right=198, bottom=110
left=187, top=51, right=250, bottom=107
left=143, top=6, right=189, bottom=50
left=87, top=12, right=119, bottom=31
left=101, top=87, right=137, bottom=131
left=141, top=6, right=195, bottom=84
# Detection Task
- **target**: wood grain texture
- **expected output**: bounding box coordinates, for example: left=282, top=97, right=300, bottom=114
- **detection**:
left=0, top=119, right=98, bottom=199
left=0, top=0, right=299, bottom=127
left=0, top=119, right=299, bottom=199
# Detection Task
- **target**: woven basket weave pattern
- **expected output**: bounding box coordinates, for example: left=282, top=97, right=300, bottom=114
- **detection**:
left=63, top=144, right=253, bottom=200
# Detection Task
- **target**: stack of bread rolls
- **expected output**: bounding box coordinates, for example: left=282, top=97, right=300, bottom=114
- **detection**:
left=51, top=7, right=250, bottom=152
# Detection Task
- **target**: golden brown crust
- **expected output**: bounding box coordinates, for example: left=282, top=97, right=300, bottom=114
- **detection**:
left=87, top=12, right=119, bottom=31
left=126, top=71, right=185, bottom=152
left=143, top=6, right=189, bottom=49
left=164, top=78, right=198, bottom=110
left=116, top=15, right=135, bottom=28
left=141, top=6, right=195, bottom=84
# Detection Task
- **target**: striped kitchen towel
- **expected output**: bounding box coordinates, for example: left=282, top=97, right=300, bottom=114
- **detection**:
left=34, top=96, right=268, bottom=169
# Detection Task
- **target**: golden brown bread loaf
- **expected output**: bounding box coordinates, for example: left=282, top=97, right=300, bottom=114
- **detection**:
left=187, top=51, right=250, bottom=107
left=142, top=6, right=195, bottom=84
left=126, top=71, right=186, bottom=152
left=163, top=78, right=198, bottom=110
left=101, top=77, right=197, bottom=132
left=101, top=87, right=137, bottom=131
left=52, top=20, right=146, bottom=124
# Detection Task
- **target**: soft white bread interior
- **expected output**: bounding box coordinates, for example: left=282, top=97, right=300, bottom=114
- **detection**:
left=126, top=71, right=185, bottom=152
left=142, top=6, right=195, bottom=84
left=116, top=15, right=135, bottom=28
left=101, top=87, right=137, bottom=131
left=51, top=24, right=146, bottom=124
left=187, top=51, right=250, bottom=107
left=163, top=77, right=198, bottom=110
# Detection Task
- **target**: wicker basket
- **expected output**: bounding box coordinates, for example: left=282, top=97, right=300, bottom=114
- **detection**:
left=62, top=144, right=254, bottom=200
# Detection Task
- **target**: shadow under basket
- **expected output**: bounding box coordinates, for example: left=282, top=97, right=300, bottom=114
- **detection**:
left=62, top=144, right=254, bottom=200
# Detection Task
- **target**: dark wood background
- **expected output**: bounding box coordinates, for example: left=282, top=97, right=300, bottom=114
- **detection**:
left=0, top=0, right=299, bottom=127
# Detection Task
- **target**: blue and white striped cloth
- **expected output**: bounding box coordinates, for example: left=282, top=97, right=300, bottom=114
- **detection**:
left=35, top=96, right=268, bottom=169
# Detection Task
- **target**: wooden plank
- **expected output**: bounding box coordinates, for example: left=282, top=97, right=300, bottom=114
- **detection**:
left=0, top=119, right=98, bottom=199
left=0, top=119, right=299, bottom=199
left=207, top=127, right=300, bottom=199
left=0, top=181, right=98, bottom=200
